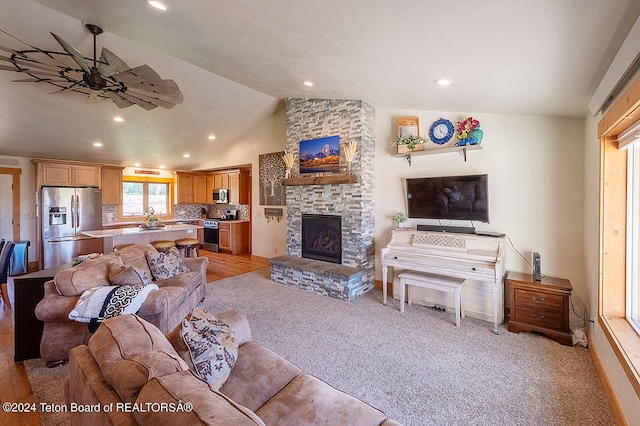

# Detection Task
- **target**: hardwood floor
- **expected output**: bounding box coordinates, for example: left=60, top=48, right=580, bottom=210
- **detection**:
left=0, top=249, right=269, bottom=426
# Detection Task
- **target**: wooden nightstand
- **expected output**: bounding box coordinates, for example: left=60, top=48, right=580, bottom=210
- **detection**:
left=506, top=272, right=573, bottom=346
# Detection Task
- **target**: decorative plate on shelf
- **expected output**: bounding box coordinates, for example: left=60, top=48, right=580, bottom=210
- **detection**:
left=428, top=118, right=455, bottom=145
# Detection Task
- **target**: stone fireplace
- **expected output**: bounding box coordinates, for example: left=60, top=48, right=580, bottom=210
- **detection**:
left=302, top=214, right=342, bottom=264
left=270, top=98, right=375, bottom=301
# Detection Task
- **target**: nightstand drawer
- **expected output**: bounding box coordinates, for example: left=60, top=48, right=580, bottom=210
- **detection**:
left=514, top=288, right=564, bottom=312
left=512, top=305, right=564, bottom=330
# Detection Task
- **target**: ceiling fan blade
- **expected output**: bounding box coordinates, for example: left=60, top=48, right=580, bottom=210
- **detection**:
left=50, top=32, right=90, bottom=73
left=104, top=91, right=134, bottom=109
left=117, top=91, right=158, bottom=110
left=115, top=64, right=162, bottom=87
left=0, top=64, right=17, bottom=72
left=87, top=89, right=105, bottom=103
left=121, top=89, right=175, bottom=109
left=123, top=78, right=183, bottom=105
left=0, top=45, right=17, bottom=54
left=97, top=47, right=130, bottom=77
left=12, top=78, right=67, bottom=83
left=7, top=56, right=62, bottom=73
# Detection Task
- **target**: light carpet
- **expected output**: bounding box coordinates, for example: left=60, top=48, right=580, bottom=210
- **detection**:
left=26, top=268, right=616, bottom=426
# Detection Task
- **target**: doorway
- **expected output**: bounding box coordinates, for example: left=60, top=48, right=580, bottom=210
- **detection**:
left=0, top=167, right=21, bottom=241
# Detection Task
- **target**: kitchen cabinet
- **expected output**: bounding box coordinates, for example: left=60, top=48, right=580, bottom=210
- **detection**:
left=101, top=166, right=123, bottom=205
left=177, top=172, right=210, bottom=204
left=228, top=170, right=250, bottom=205
left=193, top=174, right=208, bottom=204
left=213, top=172, right=229, bottom=189
left=218, top=221, right=249, bottom=254
left=176, top=173, right=195, bottom=204
left=34, top=159, right=101, bottom=187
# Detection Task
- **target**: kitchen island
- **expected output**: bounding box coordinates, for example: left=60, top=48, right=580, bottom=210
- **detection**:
left=82, top=224, right=202, bottom=254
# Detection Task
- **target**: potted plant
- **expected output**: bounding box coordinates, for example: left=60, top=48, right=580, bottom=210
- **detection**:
left=145, top=206, right=159, bottom=227
left=392, top=212, right=409, bottom=229
left=391, top=135, right=426, bottom=154
left=454, top=116, right=483, bottom=146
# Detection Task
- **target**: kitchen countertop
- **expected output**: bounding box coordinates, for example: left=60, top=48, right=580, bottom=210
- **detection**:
left=103, top=218, right=204, bottom=227
left=83, top=223, right=202, bottom=238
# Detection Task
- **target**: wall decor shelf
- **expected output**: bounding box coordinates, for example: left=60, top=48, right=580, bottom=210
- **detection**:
left=282, top=174, right=358, bottom=186
left=395, top=144, right=482, bottom=166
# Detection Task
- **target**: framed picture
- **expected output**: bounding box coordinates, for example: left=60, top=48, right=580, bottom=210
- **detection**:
left=299, top=135, right=340, bottom=174
left=397, top=117, right=420, bottom=138
left=259, top=151, right=286, bottom=205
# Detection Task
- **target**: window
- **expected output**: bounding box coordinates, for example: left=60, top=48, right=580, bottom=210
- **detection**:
left=122, top=181, right=170, bottom=217
left=628, top=144, right=640, bottom=334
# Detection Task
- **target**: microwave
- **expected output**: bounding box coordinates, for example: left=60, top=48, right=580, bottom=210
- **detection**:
left=212, top=188, right=228, bottom=204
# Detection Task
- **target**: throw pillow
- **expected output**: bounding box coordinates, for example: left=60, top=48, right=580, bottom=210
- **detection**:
left=109, top=264, right=153, bottom=286
left=181, top=307, right=238, bottom=391
left=145, top=247, right=190, bottom=281
left=68, top=283, right=159, bottom=324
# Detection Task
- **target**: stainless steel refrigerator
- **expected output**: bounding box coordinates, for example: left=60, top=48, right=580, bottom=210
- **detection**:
left=41, top=186, right=103, bottom=269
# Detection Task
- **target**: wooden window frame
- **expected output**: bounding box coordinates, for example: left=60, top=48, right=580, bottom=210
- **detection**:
left=120, top=176, right=173, bottom=221
left=598, top=73, right=640, bottom=398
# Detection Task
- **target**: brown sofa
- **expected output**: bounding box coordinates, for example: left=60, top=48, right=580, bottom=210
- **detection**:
left=35, top=244, right=207, bottom=364
left=66, top=311, right=401, bottom=426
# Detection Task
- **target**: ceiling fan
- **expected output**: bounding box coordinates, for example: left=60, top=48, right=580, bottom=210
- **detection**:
left=0, top=24, right=183, bottom=110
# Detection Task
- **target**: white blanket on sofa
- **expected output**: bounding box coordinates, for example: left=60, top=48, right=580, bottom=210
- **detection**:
left=69, top=283, right=158, bottom=324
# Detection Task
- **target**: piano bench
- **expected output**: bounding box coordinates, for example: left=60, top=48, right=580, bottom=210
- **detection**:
left=398, top=272, right=466, bottom=327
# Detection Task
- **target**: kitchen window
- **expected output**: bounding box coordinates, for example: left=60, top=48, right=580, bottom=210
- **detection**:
left=122, top=179, right=171, bottom=217
left=624, top=136, right=640, bottom=334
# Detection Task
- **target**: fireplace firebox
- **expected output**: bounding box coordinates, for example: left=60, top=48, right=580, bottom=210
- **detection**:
left=302, top=214, right=342, bottom=264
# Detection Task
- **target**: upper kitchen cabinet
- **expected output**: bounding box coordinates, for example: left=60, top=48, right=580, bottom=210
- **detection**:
left=228, top=170, right=250, bottom=205
left=176, top=172, right=209, bottom=204
left=101, top=166, right=124, bottom=205
left=33, top=159, right=101, bottom=188
left=213, top=172, right=229, bottom=190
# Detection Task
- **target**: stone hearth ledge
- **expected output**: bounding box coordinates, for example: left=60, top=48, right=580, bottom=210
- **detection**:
left=269, top=255, right=368, bottom=301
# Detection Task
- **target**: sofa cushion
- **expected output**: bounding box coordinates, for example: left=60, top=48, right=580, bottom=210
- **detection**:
left=220, top=341, right=303, bottom=412
left=146, top=247, right=190, bottom=281
left=88, top=314, right=189, bottom=404
left=54, top=254, right=124, bottom=296
left=154, top=270, right=201, bottom=293
left=181, top=307, right=238, bottom=391
left=115, top=243, right=156, bottom=280
left=69, top=283, right=158, bottom=323
left=109, top=263, right=153, bottom=286
left=134, top=370, right=265, bottom=426
left=255, top=374, right=387, bottom=426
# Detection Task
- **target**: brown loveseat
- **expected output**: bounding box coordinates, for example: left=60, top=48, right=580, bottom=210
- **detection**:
left=35, top=244, right=207, bottom=364
left=66, top=311, right=401, bottom=426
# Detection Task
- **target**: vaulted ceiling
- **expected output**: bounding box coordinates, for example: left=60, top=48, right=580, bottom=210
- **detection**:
left=1, top=0, right=639, bottom=170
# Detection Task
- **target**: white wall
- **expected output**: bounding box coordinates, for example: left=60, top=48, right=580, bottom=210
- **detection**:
left=224, top=108, right=288, bottom=258
left=373, top=109, right=587, bottom=309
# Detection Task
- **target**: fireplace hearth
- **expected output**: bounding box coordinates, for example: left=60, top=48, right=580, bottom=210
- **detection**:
left=302, top=214, right=341, bottom=264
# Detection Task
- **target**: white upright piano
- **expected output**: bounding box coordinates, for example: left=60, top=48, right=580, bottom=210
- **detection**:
left=381, top=230, right=506, bottom=333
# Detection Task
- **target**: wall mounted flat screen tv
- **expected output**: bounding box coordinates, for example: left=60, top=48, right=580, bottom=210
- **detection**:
left=299, top=135, right=340, bottom=174
left=406, top=174, right=489, bottom=222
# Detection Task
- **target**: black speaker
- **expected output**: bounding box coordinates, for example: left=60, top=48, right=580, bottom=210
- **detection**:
left=533, top=252, right=541, bottom=281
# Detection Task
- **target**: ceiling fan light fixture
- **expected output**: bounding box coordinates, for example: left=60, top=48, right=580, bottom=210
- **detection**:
left=146, top=0, right=169, bottom=11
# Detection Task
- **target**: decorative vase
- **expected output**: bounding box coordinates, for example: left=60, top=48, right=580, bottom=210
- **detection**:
left=469, top=128, right=483, bottom=144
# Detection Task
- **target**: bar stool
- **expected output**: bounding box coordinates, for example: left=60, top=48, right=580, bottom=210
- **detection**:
left=150, top=240, right=176, bottom=253
left=175, top=238, right=199, bottom=258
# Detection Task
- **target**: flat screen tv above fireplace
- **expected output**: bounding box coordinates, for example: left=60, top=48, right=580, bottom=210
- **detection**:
left=405, top=174, right=489, bottom=223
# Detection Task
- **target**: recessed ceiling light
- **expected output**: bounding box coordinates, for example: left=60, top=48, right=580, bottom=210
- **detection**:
left=302, top=81, right=314, bottom=87
left=208, top=134, right=216, bottom=140
left=145, top=0, right=169, bottom=11
left=435, top=78, right=453, bottom=86
left=134, top=163, right=141, bottom=167
left=159, top=165, right=165, bottom=169
left=113, top=116, right=124, bottom=122
left=183, top=153, right=190, bottom=158
left=93, top=142, right=103, bottom=147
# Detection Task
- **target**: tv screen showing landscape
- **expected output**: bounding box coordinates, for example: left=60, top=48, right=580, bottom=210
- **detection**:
left=406, top=174, right=489, bottom=222
left=299, top=135, right=340, bottom=174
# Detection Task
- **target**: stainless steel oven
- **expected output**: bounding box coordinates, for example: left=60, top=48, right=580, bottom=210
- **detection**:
left=203, top=219, right=219, bottom=252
